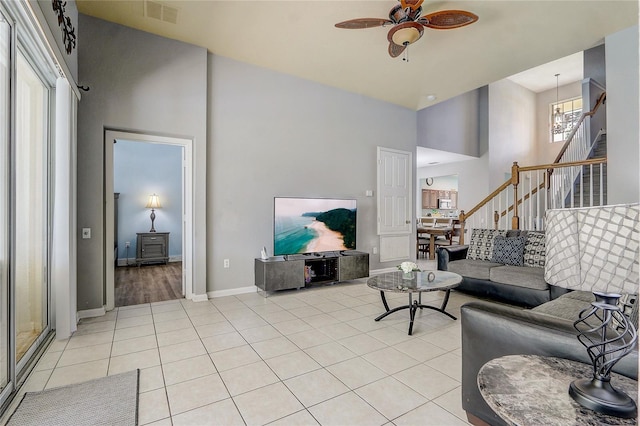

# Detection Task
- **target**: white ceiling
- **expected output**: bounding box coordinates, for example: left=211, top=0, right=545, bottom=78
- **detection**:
left=76, top=1, right=637, bottom=111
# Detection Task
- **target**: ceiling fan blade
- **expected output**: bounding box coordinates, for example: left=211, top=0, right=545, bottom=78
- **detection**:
left=422, top=10, right=478, bottom=29
left=400, top=0, right=424, bottom=11
left=335, top=18, right=392, bottom=29
left=388, top=42, right=406, bottom=58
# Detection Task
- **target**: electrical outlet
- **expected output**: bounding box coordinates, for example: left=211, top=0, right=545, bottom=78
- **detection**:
left=223, top=259, right=230, bottom=268
left=372, top=247, right=378, bottom=254
left=125, top=241, right=130, bottom=248
left=82, top=228, right=91, bottom=239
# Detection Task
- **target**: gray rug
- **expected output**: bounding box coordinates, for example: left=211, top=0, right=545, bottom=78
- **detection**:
left=7, top=369, right=139, bottom=426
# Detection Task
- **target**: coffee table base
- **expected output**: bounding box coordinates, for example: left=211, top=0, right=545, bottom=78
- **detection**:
left=375, top=290, right=457, bottom=335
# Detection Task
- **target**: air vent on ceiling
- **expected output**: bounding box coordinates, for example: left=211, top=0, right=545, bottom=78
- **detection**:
left=144, top=0, right=178, bottom=24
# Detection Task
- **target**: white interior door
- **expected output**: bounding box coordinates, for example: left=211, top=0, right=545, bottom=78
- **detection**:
left=377, top=147, right=413, bottom=262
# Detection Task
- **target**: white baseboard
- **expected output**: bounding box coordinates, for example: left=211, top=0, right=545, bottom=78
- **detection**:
left=189, top=293, right=209, bottom=302
left=207, top=286, right=257, bottom=299
left=77, top=306, right=106, bottom=320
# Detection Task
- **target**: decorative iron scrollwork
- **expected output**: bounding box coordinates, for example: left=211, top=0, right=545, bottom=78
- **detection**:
left=52, top=0, right=76, bottom=55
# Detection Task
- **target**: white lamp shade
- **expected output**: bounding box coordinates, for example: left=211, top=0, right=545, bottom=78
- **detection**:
left=145, top=194, right=162, bottom=209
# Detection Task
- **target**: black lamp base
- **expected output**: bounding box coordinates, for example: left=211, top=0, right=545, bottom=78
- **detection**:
left=569, top=377, right=637, bottom=418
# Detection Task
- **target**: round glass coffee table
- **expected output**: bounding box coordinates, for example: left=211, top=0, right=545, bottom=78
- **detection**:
left=366, top=270, right=462, bottom=335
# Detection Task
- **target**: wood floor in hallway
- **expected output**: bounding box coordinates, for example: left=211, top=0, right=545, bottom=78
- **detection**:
left=115, top=262, right=182, bottom=307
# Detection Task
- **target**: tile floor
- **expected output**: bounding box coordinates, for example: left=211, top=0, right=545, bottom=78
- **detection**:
left=5, top=261, right=481, bottom=425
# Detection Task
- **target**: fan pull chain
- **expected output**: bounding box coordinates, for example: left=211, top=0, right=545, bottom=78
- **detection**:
left=403, top=45, right=409, bottom=62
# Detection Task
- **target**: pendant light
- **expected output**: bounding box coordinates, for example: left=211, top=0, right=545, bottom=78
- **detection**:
left=553, top=74, right=564, bottom=135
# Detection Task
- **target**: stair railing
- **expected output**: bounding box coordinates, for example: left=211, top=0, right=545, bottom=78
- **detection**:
left=458, top=158, right=607, bottom=244
left=549, top=92, right=606, bottom=208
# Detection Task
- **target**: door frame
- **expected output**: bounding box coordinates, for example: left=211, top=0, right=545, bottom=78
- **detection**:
left=104, top=130, right=194, bottom=310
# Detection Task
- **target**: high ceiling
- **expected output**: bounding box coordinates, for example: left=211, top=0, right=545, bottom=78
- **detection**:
left=76, top=1, right=637, bottom=110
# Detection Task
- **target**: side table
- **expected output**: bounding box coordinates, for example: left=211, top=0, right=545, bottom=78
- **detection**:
left=136, top=232, right=170, bottom=266
left=478, top=354, right=638, bottom=425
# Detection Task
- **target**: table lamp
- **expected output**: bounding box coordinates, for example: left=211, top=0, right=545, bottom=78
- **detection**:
left=145, top=194, right=162, bottom=232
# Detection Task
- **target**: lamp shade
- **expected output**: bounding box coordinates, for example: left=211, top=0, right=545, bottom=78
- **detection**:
left=145, top=194, right=162, bottom=209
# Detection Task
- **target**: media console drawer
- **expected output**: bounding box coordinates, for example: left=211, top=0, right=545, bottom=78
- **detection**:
left=136, top=232, right=169, bottom=266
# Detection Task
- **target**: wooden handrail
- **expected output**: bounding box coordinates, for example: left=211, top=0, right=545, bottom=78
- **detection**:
left=497, top=158, right=606, bottom=219
left=460, top=157, right=608, bottom=236
left=552, top=92, right=606, bottom=166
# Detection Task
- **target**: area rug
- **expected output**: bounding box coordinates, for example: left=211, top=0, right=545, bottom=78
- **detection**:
left=7, top=369, right=139, bottom=426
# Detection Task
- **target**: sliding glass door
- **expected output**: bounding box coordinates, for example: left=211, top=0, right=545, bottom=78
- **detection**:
left=14, top=50, right=49, bottom=367
left=0, top=4, right=54, bottom=410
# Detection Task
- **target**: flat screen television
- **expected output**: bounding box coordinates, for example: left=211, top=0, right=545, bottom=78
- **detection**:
left=274, top=197, right=357, bottom=256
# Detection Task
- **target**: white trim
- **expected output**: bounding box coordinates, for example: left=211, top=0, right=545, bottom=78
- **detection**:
left=104, top=130, right=195, bottom=311
left=76, top=306, right=106, bottom=320
left=189, top=294, right=209, bottom=302
left=207, top=286, right=257, bottom=299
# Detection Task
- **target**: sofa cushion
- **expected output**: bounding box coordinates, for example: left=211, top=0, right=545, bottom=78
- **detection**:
left=532, top=290, right=639, bottom=329
left=489, top=265, right=547, bottom=290
left=491, top=235, right=526, bottom=266
left=447, top=259, right=504, bottom=280
left=523, top=231, right=545, bottom=268
left=531, top=291, right=592, bottom=321
left=466, top=229, right=506, bottom=261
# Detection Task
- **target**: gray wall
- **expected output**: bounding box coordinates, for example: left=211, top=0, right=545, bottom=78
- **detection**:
left=606, top=25, right=640, bottom=204
left=77, top=15, right=208, bottom=310
left=208, top=55, right=417, bottom=292
left=416, top=89, right=482, bottom=157
left=584, top=44, right=606, bottom=88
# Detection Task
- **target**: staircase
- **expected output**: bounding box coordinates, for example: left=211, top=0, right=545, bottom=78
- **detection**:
left=569, top=133, right=607, bottom=207
left=457, top=90, right=608, bottom=242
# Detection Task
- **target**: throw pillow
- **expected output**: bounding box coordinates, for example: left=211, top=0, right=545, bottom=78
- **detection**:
left=466, top=229, right=507, bottom=261
left=523, top=231, right=546, bottom=268
left=491, top=235, right=526, bottom=266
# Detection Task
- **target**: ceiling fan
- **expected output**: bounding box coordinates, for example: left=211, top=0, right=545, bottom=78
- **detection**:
left=335, top=0, right=478, bottom=59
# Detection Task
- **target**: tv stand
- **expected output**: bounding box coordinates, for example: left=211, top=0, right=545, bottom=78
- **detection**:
left=255, top=251, right=369, bottom=293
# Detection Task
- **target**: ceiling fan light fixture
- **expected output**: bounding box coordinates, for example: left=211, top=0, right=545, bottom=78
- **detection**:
left=388, top=21, right=424, bottom=46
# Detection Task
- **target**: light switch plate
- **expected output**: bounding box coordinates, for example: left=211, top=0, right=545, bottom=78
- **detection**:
left=82, top=228, right=91, bottom=239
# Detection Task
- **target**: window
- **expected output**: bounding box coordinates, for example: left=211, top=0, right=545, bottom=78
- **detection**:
left=550, top=97, right=582, bottom=143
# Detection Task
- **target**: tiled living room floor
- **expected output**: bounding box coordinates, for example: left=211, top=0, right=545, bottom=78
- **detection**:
left=7, top=262, right=480, bottom=425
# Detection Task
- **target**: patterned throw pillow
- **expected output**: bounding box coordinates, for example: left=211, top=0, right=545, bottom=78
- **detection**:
left=523, top=231, right=545, bottom=268
left=466, top=229, right=507, bottom=261
left=491, top=236, right=526, bottom=266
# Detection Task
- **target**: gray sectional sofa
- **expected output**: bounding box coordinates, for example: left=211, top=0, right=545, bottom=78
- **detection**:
left=450, top=204, right=639, bottom=426
left=437, top=229, right=560, bottom=308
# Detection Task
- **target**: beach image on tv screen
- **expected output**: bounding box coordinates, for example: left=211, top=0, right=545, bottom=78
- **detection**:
left=274, top=198, right=356, bottom=256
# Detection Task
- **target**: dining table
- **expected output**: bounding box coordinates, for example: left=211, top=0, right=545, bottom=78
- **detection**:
left=417, top=226, right=452, bottom=260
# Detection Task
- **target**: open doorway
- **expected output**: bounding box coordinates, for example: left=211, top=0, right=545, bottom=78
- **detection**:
left=419, top=174, right=459, bottom=219
left=113, top=141, right=183, bottom=306
left=104, top=130, right=194, bottom=311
